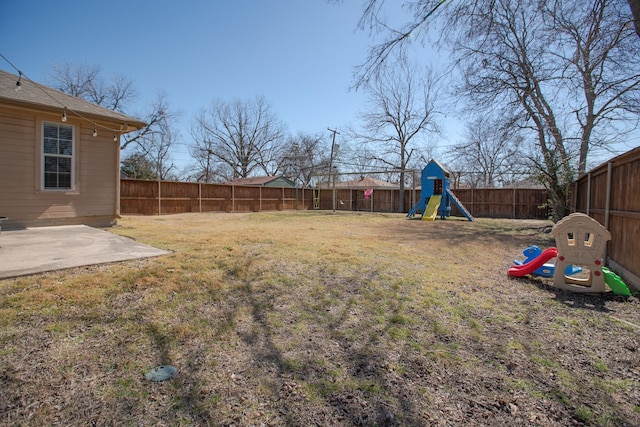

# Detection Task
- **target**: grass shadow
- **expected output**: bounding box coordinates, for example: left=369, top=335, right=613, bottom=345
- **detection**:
left=509, top=275, right=616, bottom=313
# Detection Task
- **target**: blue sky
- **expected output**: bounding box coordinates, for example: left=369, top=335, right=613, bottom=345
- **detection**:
left=3, top=1, right=635, bottom=172
left=1, top=0, right=459, bottom=169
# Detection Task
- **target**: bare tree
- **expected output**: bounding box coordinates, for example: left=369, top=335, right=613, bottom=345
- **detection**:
left=120, top=92, right=176, bottom=151
left=187, top=122, right=219, bottom=183
left=47, top=63, right=174, bottom=153
left=340, top=134, right=381, bottom=175
left=354, top=0, right=451, bottom=89
left=279, top=133, right=328, bottom=187
left=254, top=135, right=289, bottom=177
left=543, top=0, right=640, bottom=173
left=48, top=62, right=136, bottom=112
left=450, top=0, right=639, bottom=219
left=356, top=54, right=441, bottom=211
left=48, top=63, right=100, bottom=98
left=447, top=117, right=522, bottom=188
left=629, top=0, right=640, bottom=38
left=191, top=96, right=287, bottom=180
left=354, top=0, right=640, bottom=220
left=134, top=115, right=179, bottom=180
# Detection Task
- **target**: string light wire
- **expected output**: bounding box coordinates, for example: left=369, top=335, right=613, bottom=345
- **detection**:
left=0, top=52, right=128, bottom=138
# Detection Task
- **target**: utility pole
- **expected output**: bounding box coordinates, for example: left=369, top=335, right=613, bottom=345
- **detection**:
left=327, top=128, right=340, bottom=211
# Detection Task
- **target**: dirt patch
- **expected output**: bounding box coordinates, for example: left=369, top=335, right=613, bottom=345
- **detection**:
left=0, top=212, right=638, bottom=426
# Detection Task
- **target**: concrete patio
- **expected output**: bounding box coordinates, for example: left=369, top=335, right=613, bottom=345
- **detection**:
left=0, top=225, right=170, bottom=279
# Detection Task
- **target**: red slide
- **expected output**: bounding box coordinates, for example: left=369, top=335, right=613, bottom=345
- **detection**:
left=508, top=247, right=559, bottom=277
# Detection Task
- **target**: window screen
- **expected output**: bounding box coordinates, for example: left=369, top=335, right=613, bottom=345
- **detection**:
left=43, top=122, right=73, bottom=189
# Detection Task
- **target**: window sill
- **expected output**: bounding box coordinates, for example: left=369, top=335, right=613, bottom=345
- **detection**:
left=37, top=189, right=80, bottom=196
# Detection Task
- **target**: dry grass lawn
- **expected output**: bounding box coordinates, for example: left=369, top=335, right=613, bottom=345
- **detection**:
left=1, top=211, right=639, bottom=426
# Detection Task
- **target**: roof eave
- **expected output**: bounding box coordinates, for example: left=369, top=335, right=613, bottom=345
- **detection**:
left=0, top=96, right=147, bottom=134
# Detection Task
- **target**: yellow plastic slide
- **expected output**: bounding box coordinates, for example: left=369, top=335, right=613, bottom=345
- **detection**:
left=422, top=195, right=442, bottom=221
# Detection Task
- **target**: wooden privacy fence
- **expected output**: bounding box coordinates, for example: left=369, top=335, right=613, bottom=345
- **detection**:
left=313, top=187, right=414, bottom=213
left=449, top=188, right=549, bottom=219
left=122, top=159, right=640, bottom=288
left=120, top=179, right=315, bottom=214
left=572, top=146, right=640, bottom=288
left=314, top=187, right=550, bottom=219
left=121, top=179, right=549, bottom=219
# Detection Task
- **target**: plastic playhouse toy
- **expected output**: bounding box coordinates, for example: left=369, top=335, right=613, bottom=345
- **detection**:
left=508, top=246, right=558, bottom=277
left=552, top=213, right=610, bottom=293
left=508, top=213, right=632, bottom=296
left=511, top=245, right=582, bottom=278
left=602, top=267, right=632, bottom=297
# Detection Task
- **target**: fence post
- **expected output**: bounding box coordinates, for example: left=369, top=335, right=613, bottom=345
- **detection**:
left=586, top=173, right=591, bottom=215
left=412, top=170, right=416, bottom=209
left=199, top=183, right=202, bottom=213
left=370, top=190, right=373, bottom=212
left=471, top=188, right=474, bottom=215
left=604, top=162, right=612, bottom=229
left=513, top=188, right=516, bottom=219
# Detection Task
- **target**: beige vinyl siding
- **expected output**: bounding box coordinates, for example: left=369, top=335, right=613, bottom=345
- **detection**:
left=0, top=106, right=120, bottom=227
left=78, top=126, right=118, bottom=215
left=0, top=110, right=37, bottom=220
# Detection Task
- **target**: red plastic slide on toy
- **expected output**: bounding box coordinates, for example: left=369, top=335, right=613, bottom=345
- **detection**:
left=508, top=247, right=559, bottom=277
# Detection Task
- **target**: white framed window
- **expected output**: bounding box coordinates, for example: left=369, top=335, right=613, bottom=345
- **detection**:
left=42, top=122, right=74, bottom=190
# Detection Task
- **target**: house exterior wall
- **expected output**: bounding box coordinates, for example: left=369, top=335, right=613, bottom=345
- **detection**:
left=0, top=105, right=120, bottom=228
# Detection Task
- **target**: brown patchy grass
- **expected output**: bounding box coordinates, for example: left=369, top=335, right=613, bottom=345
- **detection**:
left=1, top=211, right=638, bottom=426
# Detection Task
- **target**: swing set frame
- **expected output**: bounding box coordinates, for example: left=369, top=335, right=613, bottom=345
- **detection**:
left=311, top=169, right=419, bottom=212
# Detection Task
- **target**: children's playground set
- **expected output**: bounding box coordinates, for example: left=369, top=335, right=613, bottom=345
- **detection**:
left=406, top=159, right=474, bottom=221
left=508, top=212, right=631, bottom=296
left=406, top=160, right=630, bottom=296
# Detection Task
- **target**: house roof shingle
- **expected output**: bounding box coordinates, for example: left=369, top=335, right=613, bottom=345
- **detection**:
left=0, top=69, right=146, bottom=132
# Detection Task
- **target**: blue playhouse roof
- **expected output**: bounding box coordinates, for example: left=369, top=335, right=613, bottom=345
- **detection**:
left=424, top=159, right=451, bottom=178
